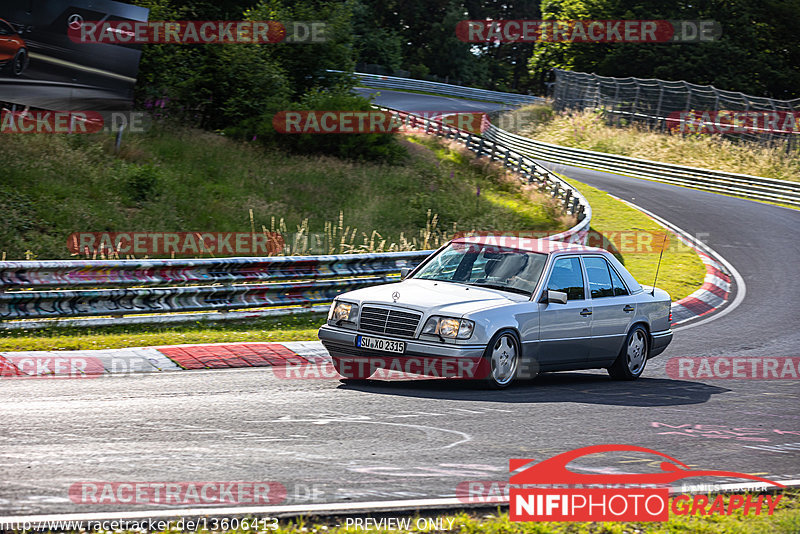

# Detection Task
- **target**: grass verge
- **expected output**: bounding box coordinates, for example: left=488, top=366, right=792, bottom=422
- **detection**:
left=0, top=313, right=325, bottom=352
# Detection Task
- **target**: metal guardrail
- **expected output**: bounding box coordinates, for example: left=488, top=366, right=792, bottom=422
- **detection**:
left=0, top=252, right=430, bottom=289
left=483, top=126, right=800, bottom=207
left=376, top=106, right=592, bottom=230
left=342, top=71, right=545, bottom=106
left=0, top=252, right=430, bottom=323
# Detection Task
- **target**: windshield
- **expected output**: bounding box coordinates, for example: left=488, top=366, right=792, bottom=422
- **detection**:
left=413, top=242, right=547, bottom=296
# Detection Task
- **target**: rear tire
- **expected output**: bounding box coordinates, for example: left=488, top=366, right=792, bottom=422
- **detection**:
left=608, top=325, right=649, bottom=380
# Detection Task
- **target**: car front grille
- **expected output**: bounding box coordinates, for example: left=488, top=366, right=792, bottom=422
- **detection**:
left=359, top=306, right=421, bottom=338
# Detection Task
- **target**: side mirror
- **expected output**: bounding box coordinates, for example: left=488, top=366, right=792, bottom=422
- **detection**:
left=540, top=290, right=568, bottom=305
left=400, top=267, right=411, bottom=280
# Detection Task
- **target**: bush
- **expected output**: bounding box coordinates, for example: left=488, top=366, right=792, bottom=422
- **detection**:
left=131, top=0, right=398, bottom=163
left=122, top=164, right=161, bottom=204
left=239, top=88, right=407, bottom=164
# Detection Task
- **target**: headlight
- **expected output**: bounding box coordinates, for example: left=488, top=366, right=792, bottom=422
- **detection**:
left=329, top=301, right=358, bottom=324
left=422, top=316, right=475, bottom=339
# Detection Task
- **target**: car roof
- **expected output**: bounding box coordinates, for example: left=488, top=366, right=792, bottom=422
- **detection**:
left=451, top=235, right=607, bottom=255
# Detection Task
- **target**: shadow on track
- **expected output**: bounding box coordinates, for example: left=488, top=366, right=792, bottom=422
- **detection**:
left=338, top=372, right=729, bottom=407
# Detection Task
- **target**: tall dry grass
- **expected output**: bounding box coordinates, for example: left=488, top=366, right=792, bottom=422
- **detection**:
left=504, top=106, right=799, bottom=183
left=0, top=127, right=571, bottom=260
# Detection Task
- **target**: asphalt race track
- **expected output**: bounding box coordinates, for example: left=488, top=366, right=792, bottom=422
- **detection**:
left=1, top=89, right=798, bottom=518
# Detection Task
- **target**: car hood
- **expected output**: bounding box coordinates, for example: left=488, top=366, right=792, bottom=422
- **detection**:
left=340, top=278, right=526, bottom=317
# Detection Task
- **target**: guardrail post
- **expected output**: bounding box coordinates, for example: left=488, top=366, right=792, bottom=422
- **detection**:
left=115, top=124, right=125, bottom=153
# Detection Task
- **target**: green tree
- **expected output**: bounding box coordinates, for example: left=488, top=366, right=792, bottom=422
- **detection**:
left=529, top=0, right=800, bottom=98
left=464, top=0, right=541, bottom=91
left=351, top=0, right=403, bottom=71
left=244, top=0, right=356, bottom=99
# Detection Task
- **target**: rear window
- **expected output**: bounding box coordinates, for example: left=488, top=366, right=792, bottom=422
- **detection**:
left=584, top=256, right=615, bottom=298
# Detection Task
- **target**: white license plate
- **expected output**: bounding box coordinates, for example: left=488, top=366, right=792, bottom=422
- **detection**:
left=357, top=335, right=405, bottom=354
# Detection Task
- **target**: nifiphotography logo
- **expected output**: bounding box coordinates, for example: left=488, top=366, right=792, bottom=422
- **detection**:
left=509, top=444, right=784, bottom=522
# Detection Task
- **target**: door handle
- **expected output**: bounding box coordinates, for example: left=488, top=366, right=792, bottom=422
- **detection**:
left=580, top=309, right=592, bottom=317
left=623, top=305, right=635, bottom=312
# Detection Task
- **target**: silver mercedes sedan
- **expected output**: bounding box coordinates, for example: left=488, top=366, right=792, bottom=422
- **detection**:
left=318, top=236, right=673, bottom=388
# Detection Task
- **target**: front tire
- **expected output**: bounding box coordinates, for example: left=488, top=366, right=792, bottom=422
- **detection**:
left=482, top=330, right=520, bottom=389
left=608, top=325, right=649, bottom=380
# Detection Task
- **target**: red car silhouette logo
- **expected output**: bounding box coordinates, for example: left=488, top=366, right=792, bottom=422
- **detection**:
left=0, top=18, right=29, bottom=77
left=510, top=444, right=784, bottom=487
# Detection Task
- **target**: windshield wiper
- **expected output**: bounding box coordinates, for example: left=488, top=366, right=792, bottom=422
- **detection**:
left=415, top=276, right=453, bottom=282
left=468, top=282, right=531, bottom=296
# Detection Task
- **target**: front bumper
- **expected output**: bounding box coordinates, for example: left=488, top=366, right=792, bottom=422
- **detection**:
left=649, top=329, right=673, bottom=358
left=318, top=325, right=489, bottom=378
left=318, top=324, right=486, bottom=360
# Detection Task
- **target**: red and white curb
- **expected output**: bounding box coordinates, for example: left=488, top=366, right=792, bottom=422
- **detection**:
left=670, top=251, right=730, bottom=324
left=0, top=342, right=330, bottom=378
left=0, top=347, right=181, bottom=377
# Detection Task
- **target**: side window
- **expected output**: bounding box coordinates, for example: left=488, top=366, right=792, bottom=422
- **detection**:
left=584, top=257, right=614, bottom=298
left=608, top=264, right=629, bottom=296
left=0, top=23, right=11, bottom=35
left=547, top=257, right=585, bottom=300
